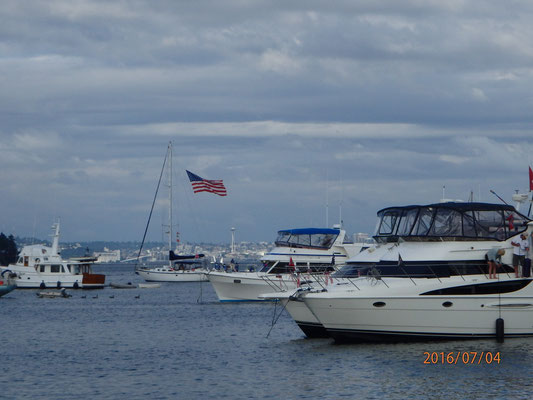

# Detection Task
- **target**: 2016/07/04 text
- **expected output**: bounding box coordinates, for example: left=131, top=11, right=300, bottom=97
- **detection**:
left=423, top=352, right=501, bottom=365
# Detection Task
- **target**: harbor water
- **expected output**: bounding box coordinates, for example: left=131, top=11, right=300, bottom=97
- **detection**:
left=2, top=264, right=533, bottom=399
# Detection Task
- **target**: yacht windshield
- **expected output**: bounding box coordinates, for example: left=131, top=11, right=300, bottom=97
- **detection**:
left=373, top=202, right=529, bottom=242
left=275, top=228, right=339, bottom=249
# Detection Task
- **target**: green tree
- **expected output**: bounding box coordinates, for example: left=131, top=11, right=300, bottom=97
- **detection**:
left=0, top=233, right=18, bottom=266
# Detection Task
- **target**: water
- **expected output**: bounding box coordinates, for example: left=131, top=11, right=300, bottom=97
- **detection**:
left=2, top=264, right=532, bottom=399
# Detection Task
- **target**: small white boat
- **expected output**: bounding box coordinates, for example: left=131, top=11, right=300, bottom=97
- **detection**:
left=138, top=283, right=161, bottom=288
left=37, top=288, right=72, bottom=298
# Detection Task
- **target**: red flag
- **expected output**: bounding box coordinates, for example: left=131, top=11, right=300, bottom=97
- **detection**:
left=506, top=214, right=514, bottom=231
left=529, top=166, right=533, bottom=191
left=288, top=257, right=295, bottom=272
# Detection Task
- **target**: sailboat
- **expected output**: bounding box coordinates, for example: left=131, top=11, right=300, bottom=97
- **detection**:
left=135, top=142, right=210, bottom=282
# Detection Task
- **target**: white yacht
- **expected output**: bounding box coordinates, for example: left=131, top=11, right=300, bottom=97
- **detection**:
left=0, top=222, right=105, bottom=289
left=207, top=226, right=369, bottom=302
left=296, top=201, right=533, bottom=342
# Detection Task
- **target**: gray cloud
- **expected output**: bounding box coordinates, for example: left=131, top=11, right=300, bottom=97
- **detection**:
left=1, top=1, right=532, bottom=242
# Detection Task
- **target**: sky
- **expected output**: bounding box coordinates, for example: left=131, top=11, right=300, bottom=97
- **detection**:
left=1, top=0, right=533, bottom=244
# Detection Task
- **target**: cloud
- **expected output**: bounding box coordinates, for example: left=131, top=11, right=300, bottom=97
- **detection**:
left=1, top=1, right=533, bottom=242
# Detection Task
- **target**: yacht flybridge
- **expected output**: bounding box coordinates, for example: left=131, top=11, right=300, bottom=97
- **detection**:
left=0, top=222, right=105, bottom=289
left=207, top=226, right=370, bottom=302
left=269, top=201, right=533, bottom=342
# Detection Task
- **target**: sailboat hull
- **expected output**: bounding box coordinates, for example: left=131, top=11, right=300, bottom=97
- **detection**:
left=137, top=268, right=208, bottom=282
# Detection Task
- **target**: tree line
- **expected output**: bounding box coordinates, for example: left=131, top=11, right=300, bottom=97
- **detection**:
left=0, top=233, right=18, bottom=266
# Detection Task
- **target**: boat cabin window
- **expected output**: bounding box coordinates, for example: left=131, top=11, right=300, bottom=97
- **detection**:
left=40, top=265, right=45, bottom=273
left=310, top=234, right=336, bottom=248
left=267, top=262, right=335, bottom=274
left=275, top=229, right=339, bottom=249
left=428, top=208, right=463, bottom=236
left=377, top=211, right=400, bottom=235
left=51, top=265, right=61, bottom=273
left=260, top=261, right=273, bottom=273
left=396, top=208, right=418, bottom=236
left=412, top=207, right=434, bottom=236
left=373, top=202, right=529, bottom=242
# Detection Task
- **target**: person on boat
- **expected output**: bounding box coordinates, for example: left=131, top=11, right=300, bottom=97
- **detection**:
left=511, top=233, right=529, bottom=277
left=486, top=248, right=505, bottom=279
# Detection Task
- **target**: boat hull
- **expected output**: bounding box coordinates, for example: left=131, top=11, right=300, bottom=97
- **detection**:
left=9, top=271, right=105, bottom=289
left=283, top=298, right=329, bottom=338
left=137, top=268, right=209, bottom=282
left=0, top=284, right=16, bottom=297
left=208, top=272, right=298, bottom=301
left=304, top=283, right=533, bottom=342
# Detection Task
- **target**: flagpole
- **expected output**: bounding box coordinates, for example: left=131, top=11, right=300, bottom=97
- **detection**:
left=168, top=141, right=173, bottom=268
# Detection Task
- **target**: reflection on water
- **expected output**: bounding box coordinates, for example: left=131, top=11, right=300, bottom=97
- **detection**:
left=2, top=264, right=532, bottom=399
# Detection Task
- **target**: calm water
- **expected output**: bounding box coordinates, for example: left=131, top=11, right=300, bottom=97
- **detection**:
left=2, top=264, right=533, bottom=399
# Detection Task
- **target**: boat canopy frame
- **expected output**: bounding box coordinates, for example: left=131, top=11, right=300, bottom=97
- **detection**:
left=373, top=202, right=530, bottom=243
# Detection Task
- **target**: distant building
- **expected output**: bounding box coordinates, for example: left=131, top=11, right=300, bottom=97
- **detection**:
left=94, top=248, right=121, bottom=263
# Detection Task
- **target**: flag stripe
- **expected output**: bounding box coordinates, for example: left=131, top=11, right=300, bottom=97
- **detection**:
left=186, top=170, right=227, bottom=196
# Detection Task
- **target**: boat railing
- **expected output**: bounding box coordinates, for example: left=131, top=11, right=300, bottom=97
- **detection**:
left=261, top=274, right=293, bottom=292
left=333, top=261, right=515, bottom=289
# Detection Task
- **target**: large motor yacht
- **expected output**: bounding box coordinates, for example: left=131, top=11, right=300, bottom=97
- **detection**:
left=0, top=222, right=105, bottom=289
left=207, top=226, right=370, bottom=302
left=298, top=201, right=532, bottom=342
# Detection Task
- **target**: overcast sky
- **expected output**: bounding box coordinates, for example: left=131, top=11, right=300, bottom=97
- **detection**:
left=1, top=1, right=533, bottom=244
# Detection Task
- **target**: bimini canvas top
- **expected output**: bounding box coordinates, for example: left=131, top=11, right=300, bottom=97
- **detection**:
left=275, top=228, right=340, bottom=249
left=374, top=202, right=530, bottom=242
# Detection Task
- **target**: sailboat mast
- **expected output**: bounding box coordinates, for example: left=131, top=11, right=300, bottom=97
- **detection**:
left=168, top=141, right=173, bottom=268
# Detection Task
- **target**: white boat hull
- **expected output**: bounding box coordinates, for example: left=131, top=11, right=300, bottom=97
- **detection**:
left=208, top=272, right=299, bottom=301
left=261, top=289, right=329, bottom=337
left=5, top=270, right=103, bottom=289
left=137, top=268, right=209, bottom=282
left=284, top=297, right=328, bottom=338
left=303, top=276, right=533, bottom=342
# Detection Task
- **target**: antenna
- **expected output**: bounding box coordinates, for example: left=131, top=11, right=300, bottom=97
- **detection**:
left=231, top=227, right=236, bottom=253
left=490, top=190, right=509, bottom=205
left=339, top=169, right=343, bottom=228
left=325, top=170, right=329, bottom=228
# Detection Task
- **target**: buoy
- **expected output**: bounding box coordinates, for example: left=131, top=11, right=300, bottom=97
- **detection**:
left=56, top=281, right=61, bottom=289
left=496, top=318, right=504, bottom=343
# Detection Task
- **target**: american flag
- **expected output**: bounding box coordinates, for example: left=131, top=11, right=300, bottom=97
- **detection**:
left=186, top=170, right=227, bottom=196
